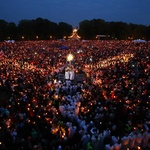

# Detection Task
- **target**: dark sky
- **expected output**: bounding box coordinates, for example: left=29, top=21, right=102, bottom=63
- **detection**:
left=0, top=0, right=150, bottom=27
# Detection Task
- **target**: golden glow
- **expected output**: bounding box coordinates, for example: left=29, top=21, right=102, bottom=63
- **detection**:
left=68, top=28, right=81, bottom=39
left=67, top=54, right=74, bottom=62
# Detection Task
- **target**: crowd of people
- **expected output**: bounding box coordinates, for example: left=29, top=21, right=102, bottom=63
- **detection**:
left=0, top=39, right=150, bottom=150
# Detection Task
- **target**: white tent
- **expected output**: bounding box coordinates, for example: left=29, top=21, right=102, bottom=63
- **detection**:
left=4, top=40, right=15, bottom=43
left=132, top=39, right=146, bottom=43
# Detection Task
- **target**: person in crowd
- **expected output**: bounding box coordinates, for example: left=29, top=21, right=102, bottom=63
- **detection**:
left=0, top=40, right=150, bottom=150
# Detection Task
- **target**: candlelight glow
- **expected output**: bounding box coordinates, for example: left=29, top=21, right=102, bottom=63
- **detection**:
left=67, top=54, right=74, bottom=62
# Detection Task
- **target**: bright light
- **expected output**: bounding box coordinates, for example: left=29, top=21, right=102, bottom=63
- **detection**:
left=73, top=29, right=77, bottom=33
left=67, top=54, right=74, bottom=62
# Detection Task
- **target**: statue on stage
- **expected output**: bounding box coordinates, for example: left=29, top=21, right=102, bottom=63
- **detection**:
left=65, top=65, right=75, bottom=81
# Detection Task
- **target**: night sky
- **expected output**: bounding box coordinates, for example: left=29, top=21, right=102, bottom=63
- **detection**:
left=0, top=0, right=150, bottom=27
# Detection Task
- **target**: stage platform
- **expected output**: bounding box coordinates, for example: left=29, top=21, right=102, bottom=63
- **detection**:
left=58, top=73, right=85, bottom=84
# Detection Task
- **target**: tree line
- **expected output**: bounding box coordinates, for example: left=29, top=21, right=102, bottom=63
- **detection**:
left=0, top=17, right=150, bottom=41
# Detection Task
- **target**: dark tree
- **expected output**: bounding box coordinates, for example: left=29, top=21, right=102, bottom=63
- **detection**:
left=6, top=22, right=17, bottom=40
left=0, top=17, right=150, bottom=41
left=18, top=19, right=35, bottom=40
left=78, top=20, right=95, bottom=39
left=57, top=22, right=73, bottom=39
left=0, top=20, right=8, bottom=40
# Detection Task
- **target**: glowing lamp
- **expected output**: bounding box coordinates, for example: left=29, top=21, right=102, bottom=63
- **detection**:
left=67, top=54, right=74, bottom=62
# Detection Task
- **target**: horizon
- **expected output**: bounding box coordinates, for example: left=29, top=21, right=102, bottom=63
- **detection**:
left=1, top=17, right=149, bottom=28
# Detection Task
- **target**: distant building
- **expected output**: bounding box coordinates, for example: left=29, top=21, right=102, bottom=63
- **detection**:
left=96, top=35, right=110, bottom=39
